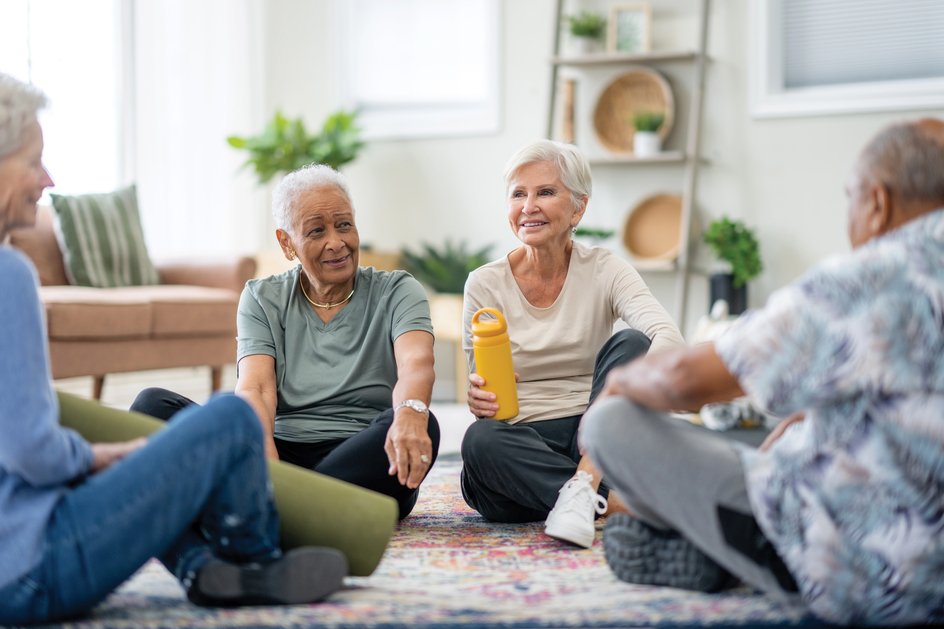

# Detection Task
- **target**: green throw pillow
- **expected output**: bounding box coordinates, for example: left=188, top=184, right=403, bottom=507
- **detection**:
left=50, top=185, right=160, bottom=288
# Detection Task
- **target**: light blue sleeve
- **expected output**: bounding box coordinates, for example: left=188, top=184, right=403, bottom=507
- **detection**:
left=0, top=248, right=93, bottom=487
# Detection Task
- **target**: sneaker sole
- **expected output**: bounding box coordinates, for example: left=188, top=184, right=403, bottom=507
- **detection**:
left=545, top=518, right=595, bottom=548
left=603, top=513, right=734, bottom=592
left=198, top=547, right=348, bottom=605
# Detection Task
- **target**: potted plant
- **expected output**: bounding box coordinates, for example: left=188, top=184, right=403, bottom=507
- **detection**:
left=574, top=226, right=615, bottom=247
left=566, top=11, right=606, bottom=55
left=400, top=240, right=493, bottom=294
left=631, top=111, right=665, bottom=157
left=227, top=110, right=364, bottom=184
left=702, top=217, right=762, bottom=315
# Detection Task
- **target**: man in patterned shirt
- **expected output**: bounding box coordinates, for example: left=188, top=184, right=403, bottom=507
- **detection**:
left=581, top=118, right=944, bottom=626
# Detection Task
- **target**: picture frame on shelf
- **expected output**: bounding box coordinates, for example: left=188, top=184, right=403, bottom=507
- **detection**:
left=607, top=3, right=652, bottom=54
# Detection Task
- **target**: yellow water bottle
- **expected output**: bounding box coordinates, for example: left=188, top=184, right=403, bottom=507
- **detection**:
left=471, top=307, right=519, bottom=421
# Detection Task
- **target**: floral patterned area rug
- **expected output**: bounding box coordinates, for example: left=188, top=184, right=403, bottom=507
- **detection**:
left=34, top=460, right=820, bottom=629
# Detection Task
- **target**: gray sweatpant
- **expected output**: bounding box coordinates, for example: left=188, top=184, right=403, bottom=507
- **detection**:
left=581, top=397, right=799, bottom=602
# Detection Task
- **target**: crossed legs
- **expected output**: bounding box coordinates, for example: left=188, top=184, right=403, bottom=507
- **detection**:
left=0, top=396, right=343, bottom=625
left=581, top=396, right=798, bottom=600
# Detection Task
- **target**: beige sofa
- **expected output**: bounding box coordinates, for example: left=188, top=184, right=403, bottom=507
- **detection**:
left=9, top=206, right=256, bottom=399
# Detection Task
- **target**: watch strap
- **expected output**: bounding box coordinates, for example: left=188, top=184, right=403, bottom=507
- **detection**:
left=394, top=399, right=429, bottom=418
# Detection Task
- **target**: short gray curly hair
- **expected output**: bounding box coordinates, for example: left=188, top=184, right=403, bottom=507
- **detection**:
left=859, top=119, right=944, bottom=204
left=502, top=140, right=592, bottom=210
left=0, top=73, right=47, bottom=160
left=271, top=164, right=354, bottom=235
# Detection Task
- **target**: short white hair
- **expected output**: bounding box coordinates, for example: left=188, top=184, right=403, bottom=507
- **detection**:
left=0, top=73, right=47, bottom=160
left=271, top=164, right=354, bottom=234
left=502, top=140, right=592, bottom=209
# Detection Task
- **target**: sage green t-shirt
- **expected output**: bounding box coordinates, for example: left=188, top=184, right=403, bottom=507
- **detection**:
left=236, top=266, right=433, bottom=443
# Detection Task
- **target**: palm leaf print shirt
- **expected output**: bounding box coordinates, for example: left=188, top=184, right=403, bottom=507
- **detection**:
left=716, top=209, right=944, bottom=626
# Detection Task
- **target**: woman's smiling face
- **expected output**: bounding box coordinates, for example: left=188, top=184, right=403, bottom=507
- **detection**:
left=506, top=160, right=585, bottom=250
left=285, top=185, right=360, bottom=293
left=0, top=120, right=54, bottom=237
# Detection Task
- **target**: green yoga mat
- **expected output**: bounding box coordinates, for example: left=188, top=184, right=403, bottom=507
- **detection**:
left=56, top=392, right=398, bottom=576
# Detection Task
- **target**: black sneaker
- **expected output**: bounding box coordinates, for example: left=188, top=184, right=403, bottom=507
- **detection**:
left=188, top=547, right=348, bottom=607
left=603, top=513, right=737, bottom=592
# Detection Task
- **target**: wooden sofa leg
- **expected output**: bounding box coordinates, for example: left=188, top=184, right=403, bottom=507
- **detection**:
left=92, top=375, right=105, bottom=401
left=211, top=366, right=222, bottom=392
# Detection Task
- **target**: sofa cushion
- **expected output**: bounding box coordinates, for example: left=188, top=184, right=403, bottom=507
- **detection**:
left=50, top=185, right=161, bottom=288
left=8, top=205, right=70, bottom=286
left=132, top=286, right=239, bottom=337
left=39, top=286, right=239, bottom=341
left=41, top=287, right=152, bottom=340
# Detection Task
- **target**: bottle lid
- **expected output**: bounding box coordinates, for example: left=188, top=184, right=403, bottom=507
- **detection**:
left=471, top=307, right=507, bottom=337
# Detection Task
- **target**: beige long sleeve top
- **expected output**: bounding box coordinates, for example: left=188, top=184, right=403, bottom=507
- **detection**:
left=462, top=242, right=685, bottom=425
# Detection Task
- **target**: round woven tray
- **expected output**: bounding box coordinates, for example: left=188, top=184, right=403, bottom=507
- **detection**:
left=593, top=67, right=674, bottom=154
left=623, top=193, right=683, bottom=261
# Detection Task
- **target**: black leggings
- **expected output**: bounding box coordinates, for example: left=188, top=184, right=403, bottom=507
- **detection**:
left=130, top=389, right=440, bottom=519
left=460, top=328, right=650, bottom=523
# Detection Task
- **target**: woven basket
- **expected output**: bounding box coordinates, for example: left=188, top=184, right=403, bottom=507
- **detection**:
left=622, top=193, right=683, bottom=261
left=593, top=67, right=674, bottom=154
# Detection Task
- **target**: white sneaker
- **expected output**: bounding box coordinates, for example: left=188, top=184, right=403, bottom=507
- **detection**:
left=544, top=470, right=608, bottom=548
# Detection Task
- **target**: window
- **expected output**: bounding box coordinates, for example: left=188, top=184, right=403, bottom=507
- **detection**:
left=334, top=0, right=501, bottom=140
left=751, top=0, right=944, bottom=118
left=0, top=0, right=126, bottom=198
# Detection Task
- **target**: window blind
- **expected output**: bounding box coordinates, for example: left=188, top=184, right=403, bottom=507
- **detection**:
left=783, top=0, right=944, bottom=89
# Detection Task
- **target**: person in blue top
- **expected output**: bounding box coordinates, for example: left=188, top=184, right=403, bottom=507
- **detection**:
left=582, top=118, right=944, bottom=626
left=0, top=73, right=346, bottom=625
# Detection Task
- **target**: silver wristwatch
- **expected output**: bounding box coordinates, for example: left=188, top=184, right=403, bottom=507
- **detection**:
left=394, top=399, right=429, bottom=418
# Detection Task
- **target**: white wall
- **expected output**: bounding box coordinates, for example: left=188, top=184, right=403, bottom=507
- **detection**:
left=263, top=0, right=547, bottom=262
left=262, top=0, right=944, bottom=335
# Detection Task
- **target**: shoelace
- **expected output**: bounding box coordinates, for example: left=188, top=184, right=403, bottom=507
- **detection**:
left=557, top=470, right=608, bottom=516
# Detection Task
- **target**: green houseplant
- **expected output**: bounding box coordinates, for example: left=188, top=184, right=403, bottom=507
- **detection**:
left=632, top=111, right=665, bottom=132
left=567, top=11, right=606, bottom=38
left=574, top=226, right=615, bottom=247
left=227, top=110, right=364, bottom=184
left=401, top=241, right=493, bottom=294
left=702, top=217, right=763, bottom=314
left=631, top=110, right=665, bottom=156
left=574, top=226, right=615, bottom=239
left=566, top=11, right=606, bottom=54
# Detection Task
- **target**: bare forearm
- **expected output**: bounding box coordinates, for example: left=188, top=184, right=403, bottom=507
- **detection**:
left=392, top=356, right=435, bottom=407
left=234, top=384, right=279, bottom=456
left=389, top=331, right=437, bottom=487
left=600, top=344, right=744, bottom=412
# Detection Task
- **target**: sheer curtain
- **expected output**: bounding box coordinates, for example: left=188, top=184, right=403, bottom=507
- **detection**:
left=133, top=0, right=267, bottom=259
left=0, top=0, right=122, bottom=199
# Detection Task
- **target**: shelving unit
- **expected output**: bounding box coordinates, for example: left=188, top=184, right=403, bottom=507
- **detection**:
left=546, top=0, right=710, bottom=330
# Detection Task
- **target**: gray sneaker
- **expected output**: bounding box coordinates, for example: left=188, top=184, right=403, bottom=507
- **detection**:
left=188, top=546, right=348, bottom=607
left=603, top=513, right=737, bottom=592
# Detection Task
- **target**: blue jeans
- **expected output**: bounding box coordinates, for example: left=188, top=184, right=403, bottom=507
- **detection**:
left=0, top=395, right=282, bottom=625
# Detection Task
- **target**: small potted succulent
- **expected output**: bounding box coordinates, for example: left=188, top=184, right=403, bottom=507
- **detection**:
left=631, top=111, right=665, bottom=157
left=566, top=11, right=606, bottom=55
left=702, top=217, right=763, bottom=314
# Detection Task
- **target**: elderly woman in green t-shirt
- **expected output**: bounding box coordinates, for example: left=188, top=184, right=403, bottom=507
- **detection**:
left=132, top=165, right=439, bottom=519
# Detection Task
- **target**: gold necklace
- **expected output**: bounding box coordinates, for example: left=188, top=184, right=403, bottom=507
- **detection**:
left=302, top=280, right=355, bottom=310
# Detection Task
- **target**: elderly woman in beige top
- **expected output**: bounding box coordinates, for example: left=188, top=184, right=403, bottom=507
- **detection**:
left=460, top=140, right=684, bottom=548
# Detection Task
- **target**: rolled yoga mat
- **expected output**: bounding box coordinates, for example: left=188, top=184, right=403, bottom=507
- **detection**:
left=56, top=392, right=398, bottom=576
